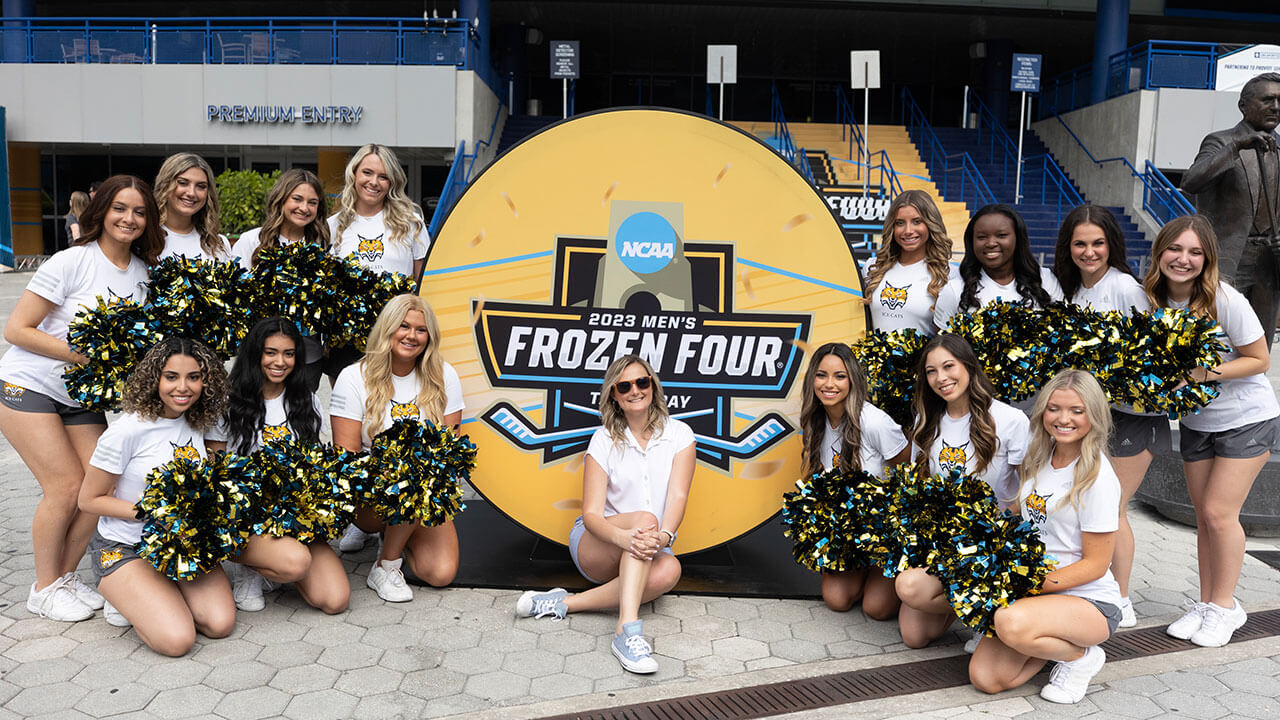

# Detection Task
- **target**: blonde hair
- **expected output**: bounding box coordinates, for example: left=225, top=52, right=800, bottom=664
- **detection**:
left=253, top=169, right=330, bottom=267
left=154, top=153, right=226, bottom=257
left=359, top=294, right=446, bottom=436
left=69, top=191, right=89, bottom=218
left=1019, top=369, right=1112, bottom=512
left=333, top=144, right=425, bottom=250
left=599, top=355, right=668, bottom=445
left=1143, top=215, right=1220, bottom=321
left=863, top=190, right=953, bottom=307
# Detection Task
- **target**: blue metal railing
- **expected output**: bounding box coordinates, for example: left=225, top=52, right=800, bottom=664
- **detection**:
left=1018, top=154, right=1085, bottom=222
left=1041, top=103, right=1194, bottom=225
left=1041, top=40, right=1236, bottom=117
left=769, top=84, right=816, bottom=185
left=829, top=151, right=905, bottom=199
left=834, top=87, right=866, bottom=168
left=965, top=87, right=1021, bottom=187
left=901, top=87, right=997, bottom=211
left=429, top=141, right=466, bottom=240
left=0, top=17, right=477, bottom=68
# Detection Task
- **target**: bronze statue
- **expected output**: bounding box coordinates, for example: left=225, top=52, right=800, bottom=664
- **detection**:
left=1184, top=72, right=1280, bottom=347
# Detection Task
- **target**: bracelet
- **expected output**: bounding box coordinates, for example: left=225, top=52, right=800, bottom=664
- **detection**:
left=659, top=529, right=676, bottom=547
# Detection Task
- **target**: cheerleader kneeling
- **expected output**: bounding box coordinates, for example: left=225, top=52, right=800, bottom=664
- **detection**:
left=968, top=369, right=1122, bottom=705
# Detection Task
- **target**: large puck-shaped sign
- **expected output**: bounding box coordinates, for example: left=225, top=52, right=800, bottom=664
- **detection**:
left=424, top=108, right=865, bottom=553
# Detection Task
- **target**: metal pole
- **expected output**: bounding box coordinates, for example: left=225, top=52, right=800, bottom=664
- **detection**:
left=961, top=84, right=968, bottom=129
left=562, top=78, right=567, bottom=119
left=1015, top=91, right=1027, bottom=204
left=718, top=57, right=725, bottom=121
left=863, top=62, right=870, bottom=198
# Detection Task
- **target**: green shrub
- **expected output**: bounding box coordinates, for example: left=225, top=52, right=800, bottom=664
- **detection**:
left=216, top=169, right=280, bottom=236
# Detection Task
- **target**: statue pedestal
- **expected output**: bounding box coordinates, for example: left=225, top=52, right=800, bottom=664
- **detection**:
left=1136, top=429, right=1280, bottom=537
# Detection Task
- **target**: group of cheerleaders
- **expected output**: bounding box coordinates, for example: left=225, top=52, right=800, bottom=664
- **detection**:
left=0, top=160, right=1273, bottom=696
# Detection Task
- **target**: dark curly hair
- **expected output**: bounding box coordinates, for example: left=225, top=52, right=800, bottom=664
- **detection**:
left=958, top=204, right=1052, bottom=312
left=122, top=338, right=228, bottom=430
left=224, top=318, right=320, bottom=453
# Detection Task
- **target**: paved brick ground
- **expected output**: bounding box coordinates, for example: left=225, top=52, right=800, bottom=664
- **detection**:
left=0, top=270, right=1278, bottom=719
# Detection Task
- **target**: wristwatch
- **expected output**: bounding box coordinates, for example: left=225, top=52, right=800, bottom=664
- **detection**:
left=659, top=529, right=676, bottom=547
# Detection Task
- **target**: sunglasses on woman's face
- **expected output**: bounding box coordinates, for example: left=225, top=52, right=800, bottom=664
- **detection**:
left=614, top=376, right=652, bottom=394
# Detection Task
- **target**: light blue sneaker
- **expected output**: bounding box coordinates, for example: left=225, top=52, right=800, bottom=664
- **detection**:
left=611, top=620, right=658, bottom=674
left=515, top=588, right=568, bottom=620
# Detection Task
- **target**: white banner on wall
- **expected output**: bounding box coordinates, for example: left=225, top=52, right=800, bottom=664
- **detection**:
left=1215, top=44, right=1280, bottom=92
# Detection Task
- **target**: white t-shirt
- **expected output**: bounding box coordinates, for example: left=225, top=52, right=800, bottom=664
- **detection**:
left=329, top=361, right=464, bottom=449
left=207, top=392, right=325, bottom=454
left=927, top=400, right=1029, bottom=503
left=819, top=402, right=909, bottom=478
left=230, top=227, right=311, bottom=272
left=933, top=267, right=1065, bottom=329
left=90, top=413, right=208, bottom=545
left=1069, top=267, right=1149, bottom=314
left=586, top=418, right=696, bottom=523
left=1019, top=455, right=1123, bottom=606
left=160, top=226, right=230, bottom=262
left=867, top=260, right=959, bottom=334
left=0, top=241, right=150, bottom=406
left=1173, top=283, right=1280, bottom=432
left=327, top=211, right=430, bottom=278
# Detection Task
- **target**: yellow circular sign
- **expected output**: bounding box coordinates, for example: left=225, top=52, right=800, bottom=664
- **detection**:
left=423, top=109, right=865, bottom=553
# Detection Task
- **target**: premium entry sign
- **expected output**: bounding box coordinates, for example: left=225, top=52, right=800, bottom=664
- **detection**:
left=424, top=109, right=864, bottom=553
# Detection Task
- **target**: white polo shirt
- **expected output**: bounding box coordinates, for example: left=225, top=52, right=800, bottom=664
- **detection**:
left=585, top=418, right=696, bottom=522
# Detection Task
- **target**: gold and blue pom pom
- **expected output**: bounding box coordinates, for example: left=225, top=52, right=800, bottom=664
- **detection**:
left=366, top=419, right=476, bottom=527
left=852, top=329, right=927, bottom=428
left=64, top=297, right=163, bottom=412
left=324, top=255, right=416, bottom=351
left=883, top=465, right=998, bottom=574
left=246, top=440, right=371, bottom=543
left=1108, top=308, right=1226, bottom=418
left=146, top=257, right=253, bottom=359
left=937, top=512, right=1056, bottom=636
left=946, top=302, right=1048, bottom=402
left=781, top=466, right=897, bottom=573
left=248, top=242, right=335, bottom=337
left=134, top=452, right=255, bottom=581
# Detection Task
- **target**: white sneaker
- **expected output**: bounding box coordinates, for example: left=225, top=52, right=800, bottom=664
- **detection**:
left=963, top=634, right=981, bottom=654
left=1190, top=599, right=1247, bottom=648
left=27, top=577, right=93, bottom=622
left=338, top=524, right=374, bottom=552
left=228, top=563, right=266, bottom=612
left=65, top=573, right=105, bottom=611
left=103, top=601, right=131, bottom=628
left=1040, top=645, right=1106, bottom=704
left=1118, top=597, right=1137, bottom=628
left=366, top=558, right=413, bottom=602
left=1166, top=599, right=1209, bottom=640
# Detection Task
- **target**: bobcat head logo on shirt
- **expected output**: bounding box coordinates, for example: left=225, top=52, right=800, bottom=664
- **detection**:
left=3, top=382, right=24, bottom=399
left=357, top=233, right=386, bottom=263
left=261, top=424, right=292, bottom=444
left=170, top=439, right=200, bottom=462
left=937, top=440, right=969, bottom=473
left=390, top=401, right=420, bottom=422
left=879, top=282, right=910, bottom=310
left=1024, top=490, right=1053, bottom=525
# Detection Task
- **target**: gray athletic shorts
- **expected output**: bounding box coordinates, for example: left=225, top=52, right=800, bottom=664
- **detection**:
left=1110, top=409, right=1171, bottom=458
left=1180, top=417, right=1280, bottom=461
left=0, top=382, right=106, bottom=426
left=1087, top=598, right=1122, bottom=638
left=88, top=532, right=142, bottom=582
left=567, top=515, right=673, bottom=585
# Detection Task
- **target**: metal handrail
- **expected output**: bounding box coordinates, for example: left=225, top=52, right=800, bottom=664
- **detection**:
left=1043, top=103, right=1194, bottom=225
left=967, top=87, right=1085, bottom=214
left=769, top=84, right=816, bottom=185
left=1018, top=154, right=1084, bottom=224
left=834, top=87, right=866, bottom=168
left=1, top=16, right=478, bottom=68
left=428, top=141, right=466, bottom=239
left=964, top=88, right=1020, bottom=187
left=901, top=87, right=997, bottom=210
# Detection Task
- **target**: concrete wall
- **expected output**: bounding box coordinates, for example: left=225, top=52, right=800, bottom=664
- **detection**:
left=0, top=64, right=458, bottom=148
left=1032, top=90, right=1162, bottom=240
left=454, top=70, right=506, bottom=176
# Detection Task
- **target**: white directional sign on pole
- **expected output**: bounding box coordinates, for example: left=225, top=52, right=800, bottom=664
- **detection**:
left=850, top=50, right=881, bottom=197
left=550, top=41, right=580, bottom=119
left=707, top=45, right=738, bottom=121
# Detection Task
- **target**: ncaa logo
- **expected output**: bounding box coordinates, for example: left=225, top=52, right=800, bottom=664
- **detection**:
left=616, top=212, right=677, bottom=275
